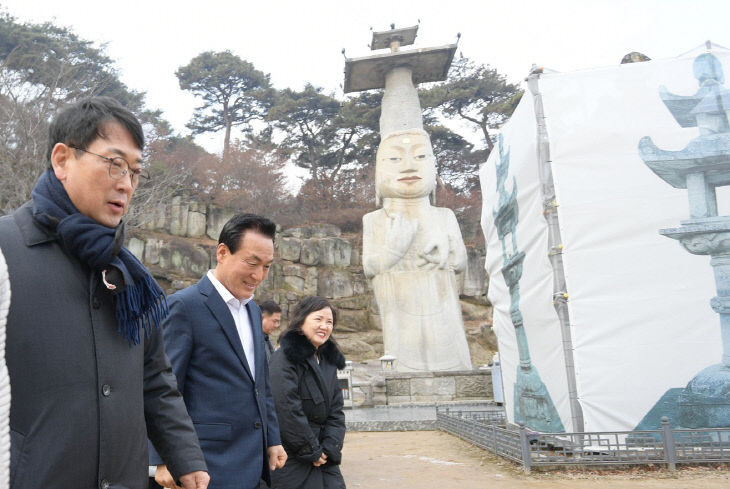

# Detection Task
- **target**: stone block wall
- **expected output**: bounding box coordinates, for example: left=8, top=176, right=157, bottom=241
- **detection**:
left=140, top=196, right=234, bottom=241
left=383, top=369, right=493, bottom=404
left=127, top=232, right=216, bottom=291
left=257, top=225, right=385, bottom=360
left=127, top=201, right=493, bottom=364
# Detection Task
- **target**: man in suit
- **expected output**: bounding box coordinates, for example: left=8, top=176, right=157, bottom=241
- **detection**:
left=260, top=300, right=282, bottom=363
left=152, top=214, right=287, bottom=489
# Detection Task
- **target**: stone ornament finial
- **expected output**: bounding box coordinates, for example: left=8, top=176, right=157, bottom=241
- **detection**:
left=621, top=51, right=651, bottom=64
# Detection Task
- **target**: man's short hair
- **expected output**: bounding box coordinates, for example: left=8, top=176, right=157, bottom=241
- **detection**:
left=260, top=300, right=282, bottom=316
left=218, top=214, right=276, bottom=254
left=47, top=96, right=144, bottom=167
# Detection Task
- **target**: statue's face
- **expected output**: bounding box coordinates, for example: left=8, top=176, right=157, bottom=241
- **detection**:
left=376, top=131, right=436, bottom=200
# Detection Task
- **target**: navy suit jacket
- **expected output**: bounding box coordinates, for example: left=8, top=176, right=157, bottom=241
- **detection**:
left=150, top=275, right=281, bottom=489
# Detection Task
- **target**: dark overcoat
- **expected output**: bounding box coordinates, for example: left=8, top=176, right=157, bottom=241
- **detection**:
left=149, top=275, right=282, bottom=489
left=269, top=330, right=346, bottom=489
left=0, top=202, right=206, bottom=489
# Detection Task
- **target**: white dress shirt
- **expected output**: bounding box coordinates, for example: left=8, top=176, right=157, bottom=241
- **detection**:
left=207, top=270, right=256, bottom=379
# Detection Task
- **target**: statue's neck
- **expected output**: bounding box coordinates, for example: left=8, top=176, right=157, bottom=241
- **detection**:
left=382, top=197, right=431, bottom=217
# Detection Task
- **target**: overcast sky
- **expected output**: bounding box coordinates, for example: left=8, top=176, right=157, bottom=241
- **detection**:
left=2, top=0, right=728, bottom=153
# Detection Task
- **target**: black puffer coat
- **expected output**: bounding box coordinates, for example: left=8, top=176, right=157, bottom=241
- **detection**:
left=269, top=330, right=346, bottom=489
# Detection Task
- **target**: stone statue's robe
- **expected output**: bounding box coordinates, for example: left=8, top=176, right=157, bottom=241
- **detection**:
left=363, top=206, right=472, bottom=372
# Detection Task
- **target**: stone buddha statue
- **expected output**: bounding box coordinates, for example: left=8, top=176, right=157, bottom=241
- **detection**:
left=363, top=128, right=472, bottom=371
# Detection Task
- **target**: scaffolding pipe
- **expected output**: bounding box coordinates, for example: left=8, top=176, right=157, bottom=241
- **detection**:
left=527, top=73, right=584, bottom=433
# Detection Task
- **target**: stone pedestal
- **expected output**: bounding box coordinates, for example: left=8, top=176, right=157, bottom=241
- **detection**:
left=383, top=370, right=492, bottom=404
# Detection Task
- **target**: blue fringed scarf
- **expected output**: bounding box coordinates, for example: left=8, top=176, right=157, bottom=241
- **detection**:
left=31, top=169, right=168, bottom=345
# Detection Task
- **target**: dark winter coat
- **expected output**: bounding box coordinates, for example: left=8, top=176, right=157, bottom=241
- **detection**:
left=269, top=330, right=346, bottom=489
left=0, top=202, right=207, bottom=489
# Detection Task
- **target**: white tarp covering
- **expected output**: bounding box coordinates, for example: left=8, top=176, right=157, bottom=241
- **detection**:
left=481, top=46, right=728, bottom=433
left=481, top=91, right=574, bottom=431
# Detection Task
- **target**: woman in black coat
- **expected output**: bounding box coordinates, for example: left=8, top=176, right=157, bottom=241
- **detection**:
left=269, top=296, right=347, bottom=489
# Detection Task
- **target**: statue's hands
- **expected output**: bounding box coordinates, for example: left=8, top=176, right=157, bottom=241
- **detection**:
left=418, top=234, right=450, bottom=270
left=385, top=213, right=418, bottom=259
left=363, top=212, right=419, bottom=276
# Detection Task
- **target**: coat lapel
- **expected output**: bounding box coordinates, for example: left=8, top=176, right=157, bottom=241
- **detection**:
left=199, top=276, right=254, bottom=382
left=245, top=300, right=262, bottom=384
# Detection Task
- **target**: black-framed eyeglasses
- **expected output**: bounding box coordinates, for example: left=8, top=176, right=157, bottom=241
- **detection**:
left=69, top=146, right=150, bottom=187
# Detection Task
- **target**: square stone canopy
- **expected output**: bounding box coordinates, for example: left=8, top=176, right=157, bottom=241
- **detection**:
left=371, top=25, right=419, bottom=50
left=343, top=44, right=457, bottom=93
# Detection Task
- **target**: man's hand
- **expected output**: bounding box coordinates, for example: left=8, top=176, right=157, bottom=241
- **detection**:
left=267, top=444, right=287, bottom=471
left=178, top=470, right=210, bottom=489
left=156, top=465, right=209, bottom=489
left=155, top=465, right=177, bottom=488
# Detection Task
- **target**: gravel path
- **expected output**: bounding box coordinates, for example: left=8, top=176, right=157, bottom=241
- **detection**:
left=340, top=431, right=730, bottom=489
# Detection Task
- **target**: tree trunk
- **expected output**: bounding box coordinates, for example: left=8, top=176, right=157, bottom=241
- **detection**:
left=481, top=122, right=493, bottom=154
left=223, top=123, right=232, bottom=164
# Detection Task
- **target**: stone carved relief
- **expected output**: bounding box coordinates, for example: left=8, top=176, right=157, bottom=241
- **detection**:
left=676, top=232, right=730, bottom=255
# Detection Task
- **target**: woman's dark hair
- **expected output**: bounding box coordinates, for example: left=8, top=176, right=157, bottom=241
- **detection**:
left=46, top=96, right=144, bottom=167
left=285, top=296, right=338, bottom=336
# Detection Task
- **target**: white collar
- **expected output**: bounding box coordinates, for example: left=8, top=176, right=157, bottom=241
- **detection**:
left=207, top=269, right=254, bottom=308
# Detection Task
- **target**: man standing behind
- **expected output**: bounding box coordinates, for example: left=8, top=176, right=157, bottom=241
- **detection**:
left=260, top=300, right=282, bottom=363
left=152, top=214, right=287, bottom=489
left=0, top=97, right=209, bottom=489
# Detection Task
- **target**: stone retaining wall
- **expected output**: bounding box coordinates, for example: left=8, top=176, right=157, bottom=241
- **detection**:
left=127, top=201, right=492, bottom=363
left=140, top=196, right=234, bottom=240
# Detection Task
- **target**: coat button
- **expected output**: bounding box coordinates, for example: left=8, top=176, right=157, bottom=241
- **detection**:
left=254, top=421, right=262, bottom=429
left=92, top=297, right=101, bottom=309
left=102, top=384, right=111, bottom=397
left=100, top=480, right=110, bottom=489
left=254, top=388, right=259, bottom=397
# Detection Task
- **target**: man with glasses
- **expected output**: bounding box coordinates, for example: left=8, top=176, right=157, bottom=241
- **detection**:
left=70, top=145, right=150, bottom=187
left=0, top=97, right=209, bottom=489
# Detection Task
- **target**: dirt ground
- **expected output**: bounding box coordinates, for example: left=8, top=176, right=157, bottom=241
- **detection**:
left=340, top=431, right=730, bottom=489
